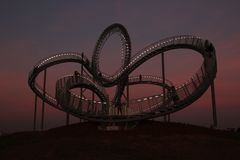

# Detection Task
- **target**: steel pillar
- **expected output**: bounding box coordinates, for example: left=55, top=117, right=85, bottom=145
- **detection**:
left=41, top=69, right=47, bottom=130
left=79, top=52, right=84, bottom=122
left=211, top=80, right=217, bottom=128
left=80, top=52, right=84, bottom=107
left=126, top=78, right=129, bottom=115
left=66, top=113, right=70, bottom=125
left=92, top=91, right=95, bottom=112
left=161, top=52, right=170, bottom=122
left=33, top=94, right=37, bottom=130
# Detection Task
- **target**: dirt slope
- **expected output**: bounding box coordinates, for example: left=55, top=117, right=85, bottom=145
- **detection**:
left=0, top=121, right=239, bottom=160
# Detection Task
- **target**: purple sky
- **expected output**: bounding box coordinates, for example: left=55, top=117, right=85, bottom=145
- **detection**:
left=0, top=0, right=240, bottom=133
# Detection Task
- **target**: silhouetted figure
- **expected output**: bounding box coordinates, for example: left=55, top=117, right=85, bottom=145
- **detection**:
left=85, top=59, right=89, bottom=66
left=74, top=71, right=80, bottom=76
left=87, top=100, right=91, bottom=112
left=171, top=86, right=179, bottom=104
left=139, top=74, right=142, bottom=81
left=116, top=101, right=122, bottom=115
left=74, top=71, right=80, bottom=81
left=204, top=40, right=214, bottom=57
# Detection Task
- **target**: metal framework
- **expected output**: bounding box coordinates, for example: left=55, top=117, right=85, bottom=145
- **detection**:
left=28, top=23, right=217, bottom=128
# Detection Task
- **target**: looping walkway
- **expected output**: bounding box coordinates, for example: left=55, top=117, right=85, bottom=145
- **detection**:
left=28, top=24, right=217, bottom=122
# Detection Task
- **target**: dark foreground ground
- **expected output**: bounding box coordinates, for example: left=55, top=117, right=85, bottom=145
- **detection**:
left=0, top=121, right=240, bottom=160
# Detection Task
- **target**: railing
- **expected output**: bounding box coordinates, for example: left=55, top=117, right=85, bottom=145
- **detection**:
left=176, top=65, right=206, bottom=101
left=34, top=52, right=89, bottom=68
left=54, top=64, right=208, bottom=117
left=128, top=75, right=173, bottom=86
left=28, top=33, right=216, bottom=121
left=99, top=35, right=202, bottom=81
left=56, top=74, right=109, bottom=116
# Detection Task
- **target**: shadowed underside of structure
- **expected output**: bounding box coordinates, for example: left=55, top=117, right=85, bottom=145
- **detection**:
left=28, top=23, right=217, bottom=123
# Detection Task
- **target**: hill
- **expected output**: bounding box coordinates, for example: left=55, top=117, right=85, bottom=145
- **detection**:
left=0, top=121, right=240, bottom=160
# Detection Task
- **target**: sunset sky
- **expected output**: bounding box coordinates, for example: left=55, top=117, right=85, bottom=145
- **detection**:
left=0, top=0, right=240, bottom=133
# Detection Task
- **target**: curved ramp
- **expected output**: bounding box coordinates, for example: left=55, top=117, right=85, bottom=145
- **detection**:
left=28, top=24, right=217, bottom=122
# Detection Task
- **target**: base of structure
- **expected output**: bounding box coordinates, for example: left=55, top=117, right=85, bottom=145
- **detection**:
left=98, top=121, right=138, bottom=131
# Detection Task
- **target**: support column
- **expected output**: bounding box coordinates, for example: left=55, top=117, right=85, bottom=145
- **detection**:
left=33, top=94, right=38, bottom=130
left=126, top=77, right=129, bottom=115
left=80, top=52, right=84, bottom=104
left=41, top=69, right=47, bottom=130
left=211, top=81, right=217, bottom=128
left=66, top=97, right=71, bottom=125
left=92, top=91, right=95, bottom=112
left=79, top=52, right=84, bottom=122
left=66, top=113, right=70, bottom=126
left=162, top=52, right=170, bottom=122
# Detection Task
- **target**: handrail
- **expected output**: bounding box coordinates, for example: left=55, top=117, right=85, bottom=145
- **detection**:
left=28, top=24, right=217, bottom=122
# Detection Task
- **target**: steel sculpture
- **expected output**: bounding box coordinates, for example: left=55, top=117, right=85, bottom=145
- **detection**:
left=28, top=23, right=217, bottom=127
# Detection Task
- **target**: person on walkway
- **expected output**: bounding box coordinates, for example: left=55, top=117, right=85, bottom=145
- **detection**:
left=171, top=86, right=179, bottom=104
left=74, top=71, right=80, bottom=81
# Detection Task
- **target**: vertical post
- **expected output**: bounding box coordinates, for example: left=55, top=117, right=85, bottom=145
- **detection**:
left=139, top=101, right=142, bottom=113
left=66, top=96, right=71, bottom=126
left=41, top=69, right=47, bottom=130
left=211, top=81, right=217, bottom=128
left=183, top=85, right=189, bottom=97
left=80, top=53, right=84, bottom=108
left=196, top=73, right=201, bottom=83
left=66, top=113, right=70, bottom=125
left=91, top=53, right=95, bottom=113
left=92, top=91, right=95, bottom=112
left=79, top=53, right=84, bottom=122
left=33, top=94, right=38, bottom=130
left=65, top=94, right=71, bottom=125
left=162, top=52, right=169, bottom=122
left=191, top=78, right=197, bottom=89
left=184, top=84, right=190, bottom=95
left=126, top=77, right=129, bottom=115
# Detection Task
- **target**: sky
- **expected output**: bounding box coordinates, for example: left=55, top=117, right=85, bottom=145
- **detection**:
left=0, top=0, right=240, bottom=133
